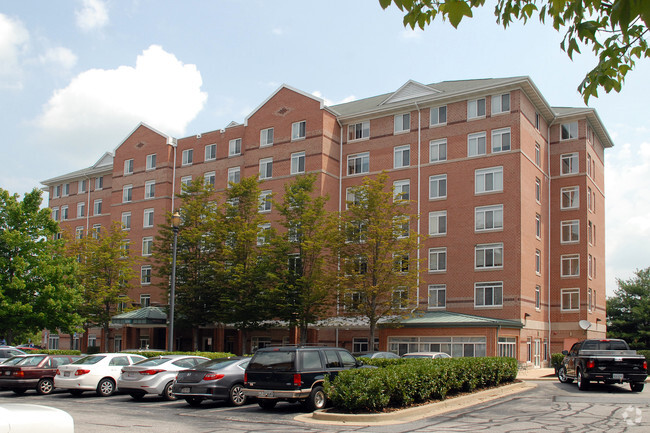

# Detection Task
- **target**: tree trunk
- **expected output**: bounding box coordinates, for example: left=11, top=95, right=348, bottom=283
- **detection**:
left=369, top=320, right=376, bottom=353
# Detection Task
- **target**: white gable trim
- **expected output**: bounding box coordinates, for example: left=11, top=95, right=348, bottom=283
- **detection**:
left=380, top=80, right=441, bottom=105
left=244, top=84, right=325, bottom=126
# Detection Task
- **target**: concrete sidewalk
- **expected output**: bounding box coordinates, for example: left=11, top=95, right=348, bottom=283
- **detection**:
left=516, top=367, right=557, bottom=381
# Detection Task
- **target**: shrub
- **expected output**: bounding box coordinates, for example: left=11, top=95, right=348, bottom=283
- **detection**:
left=551, top=353, right=565, bottom=371
left=636, top=350, right=650, bottom=360
left=34, top=349, right=82, bottom=355
left=120, top=351, right=235, bottom=359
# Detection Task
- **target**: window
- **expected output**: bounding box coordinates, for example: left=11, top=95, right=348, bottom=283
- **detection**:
left=492, top=93, right=510, bottom=114
left=561, top=220, right=579, bottom=243
left=292, top=121, right=306, bottom=140
left=561, top=122, right=578, bottom=140
left=75, top=226, right=84, bottom=240
left=429, top=138, right=447, bottom=162
left=140, top=293, right=151, bottom=307
left=561, top=254, right=580, bottom=277
left=535, top=113, right=541, bottom=130
left=61, top=205, right=68, bottom=220
left=429, top=174, right=447, bottom=199
left=204, top=171, right=215, bottom=188
left=392, top=288, right=409, bottom=309
left=291, top=151, right=305, bottom=174
left=394, top=113, right=410, bottom=134
left=348, top=121, right=369, bottom=141
left=141, top=267, right=152, bottom=285
left=143, top=208, right=154, bottom=228
left=144, top=180, right=155, bottom=199
left=588, top=288, right=593, bottom=311
left=475, top=166, right=503, bottom=194
left=122, top=185, right=132, bottom=203
left=52, top=207, right=59, bottom=221
left=120, top=239, right=129, bottom=257
left=92, top=224, right=101, bottom=239
left=561, top=288, right=579, bottom=311
left=535, top=213, right=541, bottom=238
left=393, top=216, right=409, bottom=239
left=430, top=106, right=447, bottom=126
left=561, top=186, right=579, bottom=209
left=142, top=237, right=153, bottom=256
left=475, top=282, right=503, bottom=307
left=394, top=145, right=410, bottom=168
left=428, top=247, right=447, bottom=272
left=535, top=178, right=541, bottom=202
left=146, top=154, right=156, bottom=170
left=587, top=187, right=592, bottom=211
left=498, top=337, right=516, bottom=358
left=259, top=157, right=273, bottom=180
left=491, top=128, right=511, bottom=152
left=394, top=253, right=409, bottom=273
left=468, top=132, right=487, bottom=156
left=95, top=176, right=103, bottom=190
left=124, top=159, right=134, bottom=175
left=587, top=154, right=592, bottom=177
left=48, top=334, right=59, bottom=350
left=78, top=179, right=87, bottom=193
left=257, top=223, right=271, bottom=246
left=475, top=204, right=503, bottom=231
left=561, top=153, right=579, bottom=175
left=77, top=202, right=85, bottom=218
left=535, top=285, right=541, bottom=310
left=535, top=143, right=541, bottom=166
left=588, top=254, right=593, bottom=278
left=535, top=249, right=541, bottom=274
left=347, top=152, right=369, bottom=175
left=428, top=285, right=446, bottom=309
left=468, top=98, right=486, bottom=119
left=588, top=221, right=593, bottom=245
left=122, top=212, right=131, bottom=230
left=393, top=179, right=410, bottom=202
left=228, top=167, right=240, bottom=186
left=229, top=139, right=241, bottom=156
left=346, top=187, right=361, bottom=208
left=182, top=149, right=193, bottom=166
left=260, top=128, right=274, bottom=147
left=205, top=143, right=216, bottom=161
left=259, top=190, right=272, bottom=213
left=180, top=176, right=192, bottom=190
left=62, top=183, right=69, bottom=196
left=343, top=291, right=363, bottom=311
left=53, top=185, right=61, bottom=198
left=93, top=199, right=102, bottom=215
left=429, top=211, right=447, bottom=236
left=475, top=243, right=503, bottom=269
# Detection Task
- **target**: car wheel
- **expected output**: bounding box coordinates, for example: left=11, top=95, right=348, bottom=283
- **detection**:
left=162, top=381, right=176, bottom=401
left=130, top=391, right=146, bottom=400
left=12, top=388, right=27, bottom=395
left=257, top=399, right=278, bottom=410
left=630, top=382, right=645, bottom=392
left=96, top=378, right=116, bottom=397
left=304, top=385, right=327, bottom=412
left=185, top=397, right=204, bottom=407
left=37, top=378, right=54, bottom=395
left=557, top=367, right=573, bottom=384
left=228, top=383, right=247, bottom=406
left=69, top=389, right=84, bottom=396
left=577, top=369, right=589, bottom=391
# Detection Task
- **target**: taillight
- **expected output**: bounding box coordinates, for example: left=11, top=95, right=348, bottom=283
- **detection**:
left=586, top=360, right=595, bottom=369
left=293, top=373, right=301, bottom=387
left=244, top=373, right=248, bottom=384
left=138, top=369, right=165, bottom=375
left=203, top=373, right=224, bottom=381
left=75, top=369, right=90, bottom=376
left=14, top=370, right=24, bottom=378
left=644, top=361, right=647, bottom=370
left=56, top=369, right=60, bottom=376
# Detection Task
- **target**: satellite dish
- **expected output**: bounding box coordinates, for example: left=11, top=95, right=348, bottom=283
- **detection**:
left=579, top=320, right=592, bottom=330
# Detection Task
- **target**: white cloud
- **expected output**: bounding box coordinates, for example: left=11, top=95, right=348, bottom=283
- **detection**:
left=0, top=13, right=30, bottom=88
left=76, top=0, right=109, bottom=32
left=39, top=46, right=78, bottom=71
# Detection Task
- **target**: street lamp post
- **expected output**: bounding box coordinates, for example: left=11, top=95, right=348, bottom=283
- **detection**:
left=168, top=211, right=181, bottom=352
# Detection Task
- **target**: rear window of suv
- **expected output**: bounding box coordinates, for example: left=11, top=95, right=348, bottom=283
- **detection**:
left=582, top=340, right=628, bottom=350
left=249, top=351, right=295, bottom=371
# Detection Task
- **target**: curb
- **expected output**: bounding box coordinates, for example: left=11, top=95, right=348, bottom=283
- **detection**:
left=295, top=381, right=536, bottom=426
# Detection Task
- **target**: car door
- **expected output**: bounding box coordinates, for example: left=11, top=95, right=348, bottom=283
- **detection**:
left=566, top=343, right=580, bottom=377
left=108, top=356, right=131, bottom=380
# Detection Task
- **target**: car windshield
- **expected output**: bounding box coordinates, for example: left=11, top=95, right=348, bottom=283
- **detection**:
left=248, top=351, right=295, bottom=371
left=16, top=355, right=47, bottom=366
left=134, top=358, right=170, bottom=366
left=73, top=355, right=105, bottom=365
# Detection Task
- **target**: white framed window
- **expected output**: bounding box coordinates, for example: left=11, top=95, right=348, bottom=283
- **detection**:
left=535, top=142, right=541, bottom=166
left=561, top=220, right=580, bottom=243
left=392, top=288, right=409, bottom=309
left=475, top=204, right=503, bottom=231
left=587, top=153, right=592, bottom=177
left=561, top=254, right=580, bottom=277
left=260, top=128, right=274, bottom=147
left=588, top=220, right=593, bottom=245
left=291, top=151, right=305, bottom=174
left=475, top=166, right=503, bottom=194
left=75, top=226, right=84, bottom=240
left=259, top=190, right=272, bottom=213
left=535, top=178, right=541, bottom=202
left=205, top=144, right=216, bottom=161
left=93, top=199, right=102, bottom=215
left=492, top=93, right=510, bottom=114
left=122, top=184, right=133, bottom=203
left=144, top=180, right=155, bottom=199
left=430, top=106, right=447, bottom=126
left=61, top=205, right=68, bottom=220
left=491, top=128, right=511, bottom=152
left=146, top=154, right=156, bottom=170
left=428, top=284, right=446, bottom=309
left=345, top=187, right=361, bottom=209
left=292, top=121, right=306, bottom=140
left=468, top=132, right=487, bottom=156
left=394, top=145, right=410, bottom=168
left=429, top=174, right=447, bottom=200
left=122, top=212, right=131, bottom=230
left=229, top=138, right=241, bottom=156
left=92, top=224, right=101, bottom=239
left=393, top=216, right=409, bottom=239
left=535, top=113, right=541, bottom=130
left=180, top=176, right=192, bottom=190
left=394, top=253, right=409, bottom=273
left=62, top=183, right=70, bottom=196
left=78, top=179, right=87, bottom=193
left=95, top=176, right=103, bottom=190
left=561, top=186, right=579, bottom=209
left=53, top=185, right=61, bottom=198
left=142, top=237, right=153, bottom=256
left=343, top=291, right=363, bottom=311
left=588, top=288, right=593, bottom=311
left=535, top=285, right=541, bottom=310
left=429, top=138, right=447, bottom=163
left=140, top=266, right=152, bottom=285
left=535, top=249, right=541, bottom=274
left=475, top=282, right=503, bottom=307
left=587, top=186, right=592, bottom=211
left=182, top=149, right=194, bottom=166
left=393, top=179, right=410, bottom=202
left=588, top=254, right=593, bottom=278
left=228, top=167, right=240, bottom=186
left=498, top=337, right=516, bottom=358
left=561, top=288, right=579, bottom=311
left=535, top=213, right=541, bottom=238
left=124, top=159, right=134, bottom=175
left=120, top=239, right=129, bottom=258
left=561, top=153, right=579, bottom=175
left=143, top=208, right=154, bottom=228
left=204, top=171, right=216, bottom=187
left=347, top=152, right=369, bottom=175
left=259, top=157, right=273, bottom=180
left=475, top=243, right=503, bottom=269
left=77, top=202, right=85, bottom=218
left=348, top=121, right=369, bottom=141
left=561, top=122, right=578, bottom=140
left=468, top=98, right=486, bottom=119
left=429, top=210, right=447, bottom=236
left=394, top=113, right=410, bottom=134
left=52, top=207, right=59, bottom=221
left=257, top=223, right=271, bottom=246
left=428, top=247, right=447, bottom=272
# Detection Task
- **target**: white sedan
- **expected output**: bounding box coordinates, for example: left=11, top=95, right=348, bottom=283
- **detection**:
left=54, top=353, right=146, bottom=397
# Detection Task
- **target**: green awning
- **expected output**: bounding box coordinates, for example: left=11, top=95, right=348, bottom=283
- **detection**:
left=388, top=311, right=524, bottom=329
left=111, top=307, right=167, bottom=325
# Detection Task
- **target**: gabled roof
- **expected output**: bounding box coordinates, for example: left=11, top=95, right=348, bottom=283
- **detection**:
left=41, top=152, right=114, bottom=185
left=394, top=311, right=523, bottom=329
left=552, top=107, right=614, bottom=148
left=113, top=122, right=171, bottom=153
left=380, top=80, right=441, bottom=105
left=244, top=84, right=328, bottom=126
left=111, top=306, right=167, bottom=326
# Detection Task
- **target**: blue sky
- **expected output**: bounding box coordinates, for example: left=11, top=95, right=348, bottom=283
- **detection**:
left=1, top=0, right=649, bottom=296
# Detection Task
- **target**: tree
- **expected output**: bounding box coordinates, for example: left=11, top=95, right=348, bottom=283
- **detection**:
left=274, top=174, right=339, bottom=344
left=607, top=267, right=650, bottom=349
left=67, top=221, right=137, bottom=350
left=379, top=0, right=650, bottom=102
left=337, top=173, right=421, bottom=350
left=0, top=188, right=83, bottom=345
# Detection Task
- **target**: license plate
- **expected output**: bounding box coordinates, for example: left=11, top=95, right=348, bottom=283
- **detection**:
left=613, top=373, right=624, bottom=380
left=4, top=371, right=9, bottom=376
left=64, top=371, right=70, bottom=377
left=258, top=391, right=274, bottom=398
left=127, top=372, right=136, bottom=378
left=181, top=387, right=190, bottom=393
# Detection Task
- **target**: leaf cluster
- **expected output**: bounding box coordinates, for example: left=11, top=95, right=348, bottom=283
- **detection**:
left=607, top=267, right=650, bottom=348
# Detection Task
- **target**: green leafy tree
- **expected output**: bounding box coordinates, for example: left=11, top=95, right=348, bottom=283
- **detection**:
left=607, top=267, right=650, bottom=349
left=0, top=188, right=83, bottom=345
left=68, top=221, right=137, bottom=350
left=379, top=0, right=650, bottom=102
left=337, top=173, right=421, bottom=349
left=274, top=174, right=339, bottom=344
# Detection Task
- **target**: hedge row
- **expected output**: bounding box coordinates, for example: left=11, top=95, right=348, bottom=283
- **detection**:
left=324, top=357, right=517, bottom=413
left=28, top=350, right=235, bottom=359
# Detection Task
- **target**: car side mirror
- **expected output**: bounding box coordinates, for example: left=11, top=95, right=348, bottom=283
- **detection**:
left=356, top=360, right=364, bottom=367
left=562, top=350, right=568, bottom=356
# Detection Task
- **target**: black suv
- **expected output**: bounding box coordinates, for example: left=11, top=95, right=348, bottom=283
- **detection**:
left=243, top=345, right=366, bottom=411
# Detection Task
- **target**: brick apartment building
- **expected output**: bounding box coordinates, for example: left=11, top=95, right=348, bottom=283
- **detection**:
left=42, top=76, right=610, bottom=366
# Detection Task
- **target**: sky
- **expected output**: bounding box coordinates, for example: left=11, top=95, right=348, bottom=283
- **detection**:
left=1, top=0, right=649, bottom=298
